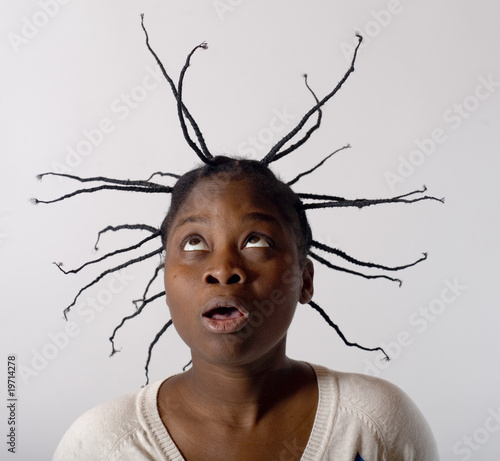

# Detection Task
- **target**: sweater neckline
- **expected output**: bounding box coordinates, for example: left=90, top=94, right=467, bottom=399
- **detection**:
left=140, top=363, right=338, bottom=461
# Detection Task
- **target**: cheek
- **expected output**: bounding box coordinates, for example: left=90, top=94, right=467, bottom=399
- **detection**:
left=164, top=270, right=197, bottom=346
left=249, top=266, right=301, bottom=329
left=164, top=264, right=189, bottom=314
left=260, top=259, right=303, bottom=299
left=164, top=251, right=195, bottom=290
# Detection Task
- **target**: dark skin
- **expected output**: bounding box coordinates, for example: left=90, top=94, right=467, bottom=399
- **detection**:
left=159, top=177, right=317, bottom=461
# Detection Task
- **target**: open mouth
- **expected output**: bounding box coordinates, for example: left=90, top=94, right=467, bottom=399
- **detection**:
left=204, top=306, right=244, bottom=320
left=201, top=297, right=250, bottom=333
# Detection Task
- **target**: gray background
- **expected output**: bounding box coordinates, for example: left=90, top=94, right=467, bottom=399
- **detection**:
left=1, top=1, right=499, bottom=459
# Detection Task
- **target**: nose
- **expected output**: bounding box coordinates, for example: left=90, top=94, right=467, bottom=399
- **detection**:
left=203, top=250, right=247, bottom=285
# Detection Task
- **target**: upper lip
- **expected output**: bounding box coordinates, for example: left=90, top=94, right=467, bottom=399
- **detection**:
left=201, top=296, right=250, bottom=318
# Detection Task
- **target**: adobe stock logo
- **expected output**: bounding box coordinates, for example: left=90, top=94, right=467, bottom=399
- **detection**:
left=384, top=74, right=500, bottom=191
left=49, top=65, right=165, bottom=176
left=8, top=0, right=73, bottom=54
left=212, top=0, right=244, bottom=21
left=452, top=406, right=500, bottom=460
left=236, top=108, right=297, bottom=159
left=19, top=268, right=135, bottom=385
left=339, top=0, right=409, bottom=61
left=363, top=278, right=466, bottom=377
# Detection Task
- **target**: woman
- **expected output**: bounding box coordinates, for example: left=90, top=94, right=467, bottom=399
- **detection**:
left=52, top=157, right=439, bottom=460
left=50, top=17, right=439, bottom=460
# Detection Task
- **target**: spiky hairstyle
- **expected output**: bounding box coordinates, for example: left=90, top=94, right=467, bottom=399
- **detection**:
left=33, top=14, right=443, bottom=385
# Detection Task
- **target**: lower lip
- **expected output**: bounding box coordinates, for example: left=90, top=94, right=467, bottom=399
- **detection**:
left=202, top=314, right=250, bottom=334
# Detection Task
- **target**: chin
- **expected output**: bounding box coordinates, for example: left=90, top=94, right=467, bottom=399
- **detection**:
left=190, top=331, right=289, bottom=368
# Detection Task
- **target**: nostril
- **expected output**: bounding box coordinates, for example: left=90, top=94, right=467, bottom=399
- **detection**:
left=227, top=274, right=241, bottom=284
left=204, top=273, right=242, bottom=285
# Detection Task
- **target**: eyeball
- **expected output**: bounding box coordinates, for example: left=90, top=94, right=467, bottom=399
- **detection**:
left=183, top=236, right=209, bottom=251
left=244, top=235, right=270, bottom=248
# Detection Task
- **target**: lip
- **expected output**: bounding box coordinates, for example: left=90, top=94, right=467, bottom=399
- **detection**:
left=201, top=296, right=250, bottom=334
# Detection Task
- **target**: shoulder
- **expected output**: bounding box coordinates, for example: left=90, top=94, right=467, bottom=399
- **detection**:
left=52, top=384, right=158, bottom=461
left=335, top=369, right=422, bottom=417
left=310, top=364, right=439, bottom=460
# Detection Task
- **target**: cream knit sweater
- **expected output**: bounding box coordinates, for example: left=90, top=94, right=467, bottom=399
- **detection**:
left=53, top=364, right=439, bottom=460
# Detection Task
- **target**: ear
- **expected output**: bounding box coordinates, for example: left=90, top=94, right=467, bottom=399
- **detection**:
left=299, top=258, right=314, bottom=304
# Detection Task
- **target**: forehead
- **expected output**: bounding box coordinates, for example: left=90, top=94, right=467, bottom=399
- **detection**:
left=173, top=176, right=283, bottom=221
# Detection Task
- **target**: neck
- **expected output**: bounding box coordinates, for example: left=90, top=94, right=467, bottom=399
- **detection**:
left=174, top=352, right=298, bottom=427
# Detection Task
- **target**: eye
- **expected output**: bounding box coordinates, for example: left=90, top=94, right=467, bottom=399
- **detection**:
left=182, top=236, right=209, bottom=252
left=244, top=234, right=270, bottom=249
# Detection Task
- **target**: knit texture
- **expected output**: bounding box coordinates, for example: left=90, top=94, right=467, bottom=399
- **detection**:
left=53, top=364, right=439, bottom=460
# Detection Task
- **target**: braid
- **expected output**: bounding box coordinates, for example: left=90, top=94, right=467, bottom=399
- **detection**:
left=32, top=171, right=174, bottom=205
left=140, top=14, right=211, bottom=164
left=110, top=265, right=165, bottom=357
left=54, top=232, right=160, bottom=275
left=110, top=291, right=165, bottom=357
left=36, top=171, right=167, bottom=188
left=267, top=74, right=324, bottom=164
left=144, top=320, right=173, bottom=386
left=311, top=240, right=428, bottom=272
left=31, top=184, right=172, bottom=205
left=261, top=34, right=363, bottom=165
left=308, top=251, right=403, bottom=286
left=133, top=264, right=164, bottom=308
left=299, top=189, right=444, bottom=210
left=94, top=224, right=159, bottom=251
left=177, top=40, right=212, bottom=160
left=309, top=300, right=389, bottom=361
left=287, top=145, right=350, bottom=186
left=61, top=247, right=163, bottom=320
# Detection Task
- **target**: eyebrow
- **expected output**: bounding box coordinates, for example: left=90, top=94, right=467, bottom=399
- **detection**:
left=241, top=211, right=282, bottom=227
left=173, top=211, right=282, bottom=232
left=173, top=215, right=210, bottom=232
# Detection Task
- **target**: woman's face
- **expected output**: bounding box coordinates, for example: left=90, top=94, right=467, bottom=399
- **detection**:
left=163, top=176, right=314, bottom=367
